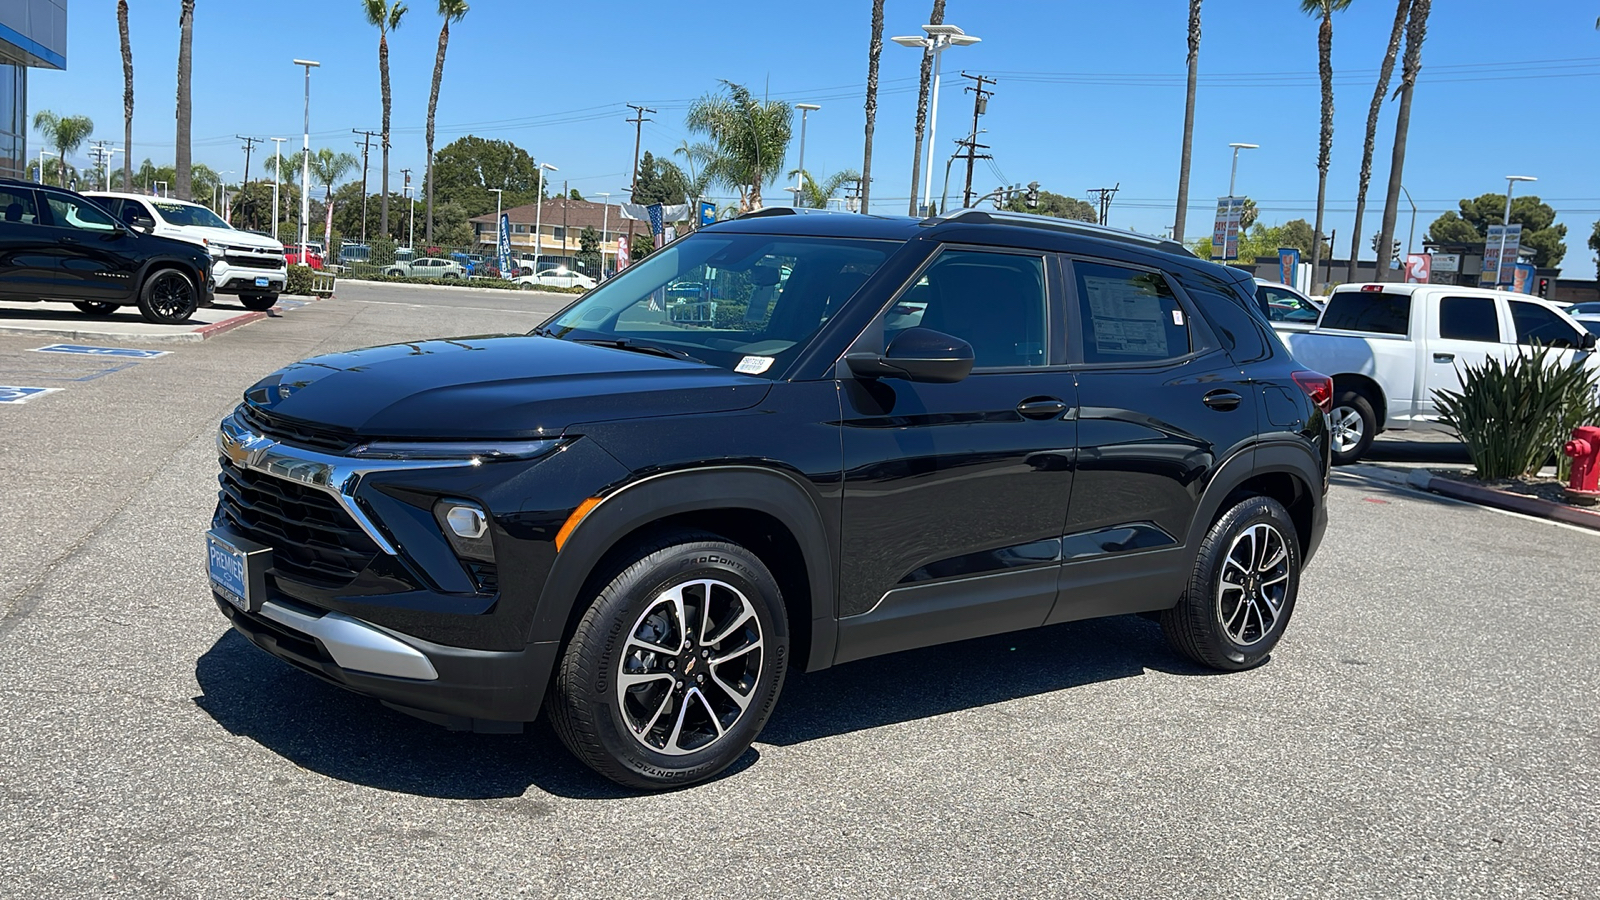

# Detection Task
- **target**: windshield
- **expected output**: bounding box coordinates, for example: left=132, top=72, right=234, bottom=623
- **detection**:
left=150, top=200, right=229, bottom=229
left=539, top=233, right=893, bottom=377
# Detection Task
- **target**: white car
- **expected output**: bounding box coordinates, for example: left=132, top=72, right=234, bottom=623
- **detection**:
left=85, top=192, right=287, bottom=310
left=1254, top=277, right=1324, bottom=333
left=383, top=257, right=465, bottom=279
left=514, top=268, right=597, bottom=291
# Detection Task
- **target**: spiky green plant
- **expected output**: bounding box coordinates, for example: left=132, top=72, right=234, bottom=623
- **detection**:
left=1434, top=347, right=1600, bottom=480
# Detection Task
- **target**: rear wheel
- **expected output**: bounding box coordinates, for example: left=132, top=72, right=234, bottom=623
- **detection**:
left=136, top=269, right=198, bottom=325
left=1328, top=390, right=1376, bottom=465
left=72, top=301, right=118, bottom=317
left=239, top=293, right=278, bottom=311
left=549, top=530, right=788, bottom=789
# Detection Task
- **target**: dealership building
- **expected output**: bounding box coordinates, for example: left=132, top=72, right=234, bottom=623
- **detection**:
left=0, top=1, right=66, bottom=181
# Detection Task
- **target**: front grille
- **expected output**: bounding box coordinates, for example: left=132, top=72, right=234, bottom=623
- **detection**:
left=239, top=404, right=358, bottom=454
left=216, top=458, right=380, bottom=585
left=223, top=251, right=286, bottom=270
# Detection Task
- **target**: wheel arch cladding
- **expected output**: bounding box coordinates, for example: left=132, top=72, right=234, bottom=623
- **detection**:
left=1187, top=444, right=1321, bottom=560
left=531, top=467, right=836, bottom=673
left=1332, top=373, right=1387, bottom=425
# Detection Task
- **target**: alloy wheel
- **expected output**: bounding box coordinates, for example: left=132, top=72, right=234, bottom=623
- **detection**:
left=1329, top=405, right=1365, bottom=454
left=148, top=272, right=193, bottom=320
left=1216, top=523, right=1291, bottom=647
left=616, top=578, right=764, bottom=756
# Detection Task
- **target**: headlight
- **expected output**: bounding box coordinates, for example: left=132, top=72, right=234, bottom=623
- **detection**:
left=348, top=438, right=560, bottom=462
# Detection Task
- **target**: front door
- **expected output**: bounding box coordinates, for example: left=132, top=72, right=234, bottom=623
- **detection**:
left=0, top=185, right=52, bottom=299
left=1423, top=293, right=1506, bottom=418
left=39, top=190, right=141, bottom=302
left=834, top=247, right=1079, bottom=663
left=1051, top=258, right=1259, bottom=624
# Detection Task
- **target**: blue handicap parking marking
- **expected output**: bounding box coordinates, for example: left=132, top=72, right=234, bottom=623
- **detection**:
left=0, top=386, right=63, bottom=404
left=29, top=343, right=170, bottom=359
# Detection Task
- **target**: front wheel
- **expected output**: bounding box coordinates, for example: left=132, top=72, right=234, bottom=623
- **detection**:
left=72, top=301, right=118, bottom=317
left=442, top=272, right=460, bottom=280
left=136, top=269, right=199, bottom=325
left=1328, top=390, right=1376, bottom=465
left=1160, top=495, right=1301, bottom=671
left=239, top=293, right=278, bottom=311
left=549, top=530, right=788, bottom=789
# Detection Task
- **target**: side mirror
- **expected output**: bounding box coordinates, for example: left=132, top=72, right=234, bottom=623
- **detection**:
left=847, top=326, right=974, bottom=384
left=1581, top=331, right=1597, bottom=352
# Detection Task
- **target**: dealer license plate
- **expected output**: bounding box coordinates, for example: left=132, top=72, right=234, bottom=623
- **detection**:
left=208, top=532, right=252, bottom=611
left=254, top=276, right=270, bottom=287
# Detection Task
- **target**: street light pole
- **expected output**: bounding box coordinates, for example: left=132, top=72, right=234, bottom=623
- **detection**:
left=403, top=185, right=415, bottom=251
left=293, top=59, right=320, bottom=259
left=36, top=148, right=57, bottom=185
left=1399, top=184, right=1417, bottom=262
left=893, top=24, right=981, bottom=217
left=593, top=192, right=611, bottom=278
left=534, top=162, right=557, bottom=276
left=1227, top=142, right=1258, bottom=197
left=1497, top=174, right=1537, bottom=286
left=792, top=103, right=820, bottom=206
left=270, top=137, right=286, bottom=241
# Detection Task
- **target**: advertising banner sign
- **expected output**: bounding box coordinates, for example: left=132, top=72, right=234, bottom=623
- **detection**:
left=1482, top=224, right=1523, bottom=284
left=323, top=200, right=334, bottom=249
left=1277, top=248, right=1300, bottom=286
left=616, top=236, right=631, bottom=271
left=1211, top=197, right=1245, bottom=261
left=1432, top=253, right=1460, bottom=273
left=699, top=201, right=717, bottom=226
left=1404, top=254, right=1432, bottom=284
left=1512, top=263, right=1536, bottom=294
left=497, top=213, right=512, bottom=277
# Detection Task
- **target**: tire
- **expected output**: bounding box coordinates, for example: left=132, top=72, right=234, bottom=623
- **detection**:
left=385, top=269, right=404, bottom=277
left=240, top=293, right=278, bottom=311
left=72, top=301, right=118, bottom=317
left=136, top=269, right=199, bottom=325
left=1328, top=389, right=1376, bottom=466
left=442, top=272, right=460, bottom=280
left=549, top=529, right=789, bottom=790
left=518, top=282, right=534, bottom=291
left=1160, top=495, right=1301, bottom=671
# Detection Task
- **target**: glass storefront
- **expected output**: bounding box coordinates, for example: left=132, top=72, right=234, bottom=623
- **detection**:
left=0, top=64, right=22, bottom=180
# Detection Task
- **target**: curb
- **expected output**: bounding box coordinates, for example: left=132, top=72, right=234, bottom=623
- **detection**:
left=336, top=279, right=576, bottom=299
left=1406, top=469, right=1600, bottom=531
left=193, top=310, right=267, bottom=339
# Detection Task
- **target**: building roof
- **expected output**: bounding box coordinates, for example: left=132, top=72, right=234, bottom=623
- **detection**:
left=469, top=198, right=630, bottom=232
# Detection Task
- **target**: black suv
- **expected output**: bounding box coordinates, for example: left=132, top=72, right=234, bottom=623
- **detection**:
left=0, top=179, right=213, bottom=323
left=208, top=209, right=1331, bottom=788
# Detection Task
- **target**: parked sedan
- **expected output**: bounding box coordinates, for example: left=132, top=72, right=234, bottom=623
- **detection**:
left=513, top=268, right=596, bottom=291
left=383, top=257, right=464, bottom=279
left=285, top=245, right=323, bottom=270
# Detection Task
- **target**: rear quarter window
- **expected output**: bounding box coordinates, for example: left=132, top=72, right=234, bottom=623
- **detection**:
left=1320, top=291, right=1411, bottom=335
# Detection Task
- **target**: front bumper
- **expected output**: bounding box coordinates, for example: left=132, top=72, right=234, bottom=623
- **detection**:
left=217, top=593, right=559, bottom=729
left=214, top=266, right=286, bottom=295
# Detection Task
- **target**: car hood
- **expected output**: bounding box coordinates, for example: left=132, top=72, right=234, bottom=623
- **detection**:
left=162, top=224, right=283, bottom=252
left=242, top=335, right=772, bottom=438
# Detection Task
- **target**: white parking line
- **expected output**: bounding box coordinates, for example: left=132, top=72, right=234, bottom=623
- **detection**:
left=0, top=386, right=63, bottom=404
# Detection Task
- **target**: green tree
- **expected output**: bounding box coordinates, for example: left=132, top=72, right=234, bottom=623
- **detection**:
left=1239, top=196, right=1259, bottom=230
left=118, top=0, right=133, bottom=189
left=31, top=110, right=93, bottom=187
left=1003, top=190, right=1097, bottom=223
left=685, top=81, right=793, bottom=213
left=1173, top=0, right=1203, bottom=242
left=1376, top=0, right=1431, bottom=281
left=786, top=168, right=862, bottom=209
left=175, top=0, right=194, bottom=199
left=362, top=0, right=408, bottom=239
left=568, top=188, right=582, bottom=201
left=906, top=0, right=947, bottom=215
left=861, top=0, right=884, bottom=213
left=1348, top=0, right=1408, bottom=281
left=630, top=232, right=655, bottom=263
left=1589, top=219, right=1600, bottom=263
left=630, top=151, right=690, bottom=206
left=308, top=149, right=359, bottom=240
left=576, top=225, right=602, bottom=276
left=428, top=135, right=545, bottom=216
left=425, top=0, right=470, bottom=243
left=1425, top=193, right=1567, bottom=267
left=673, top=140, right=716, bottom=199
left=1300, top=0, right=1352, bottom=284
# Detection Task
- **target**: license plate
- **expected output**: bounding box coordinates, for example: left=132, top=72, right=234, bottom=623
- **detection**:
left=207, top=530, right=266, bottom=612
left=254, top=276, right=270, bottom=287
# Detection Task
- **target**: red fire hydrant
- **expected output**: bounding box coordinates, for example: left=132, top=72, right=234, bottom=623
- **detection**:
left=1563, top=426, right=1600, bottom=505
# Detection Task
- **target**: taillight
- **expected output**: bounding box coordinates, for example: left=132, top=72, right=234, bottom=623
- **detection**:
left=1291, top=370, right=1334, bottom=414
left=1360, top=284, right=1383, bottom=292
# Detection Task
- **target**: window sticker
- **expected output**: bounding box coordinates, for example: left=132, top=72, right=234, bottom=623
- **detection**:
left=1172, top=309, right=1185, bottom=326
left=735, top=355, right=775, bottom=375
left=1082, top=274, right=1170, bottom=357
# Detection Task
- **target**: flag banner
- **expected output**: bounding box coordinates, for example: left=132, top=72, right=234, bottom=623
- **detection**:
left=616, top=235, right=631, bottom=271
left=619, top=203, right=691, bottom=223
left=1211, top=197, right=1245, bottom=261
left=323, top=199, right=334, bottom=248
left=1277, top=248, right=1300, bottom=286
left=497, top=213, right=512, bottom=278
left=699, top=201, right=716, bottom=226
left=1482, top=224, right=1523, bottom=284
left=1404, top=254, right=1432, bottom=284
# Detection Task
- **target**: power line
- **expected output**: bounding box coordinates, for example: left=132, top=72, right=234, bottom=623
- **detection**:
left=1087, top=184, right=1120, bottom=227
left=959, top=72, right=996, bottom=209
left=353, top=128, right=378, bottom=242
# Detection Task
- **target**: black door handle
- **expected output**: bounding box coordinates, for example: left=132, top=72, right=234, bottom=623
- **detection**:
left=1433, top=352, right=1455, bottom=363
left=60, top=235, right=80, bottom=244
left=1016, top=397, right=1069, bottom=420
left=1202, top=390, right=1243, bottom=411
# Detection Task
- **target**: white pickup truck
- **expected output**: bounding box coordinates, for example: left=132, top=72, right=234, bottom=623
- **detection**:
left=1283, top=283, right=1597, bottom=464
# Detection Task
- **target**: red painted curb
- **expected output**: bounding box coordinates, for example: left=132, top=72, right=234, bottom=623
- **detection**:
left=193, top=310, right=266, bottom=339
left=1423, top=475, right=1600, bottom=531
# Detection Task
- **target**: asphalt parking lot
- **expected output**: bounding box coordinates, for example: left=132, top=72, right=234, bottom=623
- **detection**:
left=1, top=285, right=1596, bottom=898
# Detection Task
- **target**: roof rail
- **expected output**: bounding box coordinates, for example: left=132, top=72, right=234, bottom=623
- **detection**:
left=737, top=207, right=851, bottom=219
left=923, top=207, right=1195, bottom=257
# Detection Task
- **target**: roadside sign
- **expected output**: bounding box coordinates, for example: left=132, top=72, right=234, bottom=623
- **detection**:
left=1211, top=197, right=1245, bottom=261
left=0, top=386, right=62, bottom=404
left=1432, top=253, right=1460, bottom=273
left=1512, top=263, right=1536, bottom=294
left=1482, top=224, right=1522, bottom=284
left=497, top=213, right=512, bottom=279
left=616, top=236, right=631, bottom=271
left=1405, top=254, right=1432, bottom=284
left=29, top=344, right=170, bottom=359
left=699, top=201, right=716, bottom=226
left=1277, top=248, right=1300, bottom=286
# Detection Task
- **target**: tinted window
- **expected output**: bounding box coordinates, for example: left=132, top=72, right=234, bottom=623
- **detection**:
left=1190, top=277, right=1272, bottom=364
left=1580, top=320, right=1600, bottom=337
left=0, top=186, right=39, bottom=224
left=44, top=193, right=118, bottom=232
left=1320, top=291, right=1411, bottom=335
left=1438, top=296, right=1500, bottom=342
left=1258, top=285, right=1321, bottom=323
left=1568, top=302, right=1600, bottom=315
left=1511, top=301, right=1580, bottom=348
left=148, top=200, right=228, bottom=229
left=1075, top=262, right=1190, bottom=364
left=894, top=250, right=1048, bottom=368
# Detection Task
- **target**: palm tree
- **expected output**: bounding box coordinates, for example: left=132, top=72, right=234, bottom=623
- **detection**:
left=1375, top=0, right=1430, bottom=282
left=174, top=0, right=194, bottom=200
left=310, top=149, right=359, bottom=240
left=1349, top=0, right=1409, bottom=283
left=31, top=111, right=94, bottom=187
left=685, top=81, right=794, bottom=214
left=1172, top=0, right=1202, bottom=243
left=363, top=0, right=407, bottom=240
left=861, top=0, right=884, bottom=214
left=425, top=0, right=469, bottom=243
left=673, top=140, right=716, bottom=199
left=1301, top=0, right=1351, bottom=288
left=907, top=0, right=947, bottom=215
left=118, top=0, right=134, bottom=189
left=787, top=169, right=863, bottom=209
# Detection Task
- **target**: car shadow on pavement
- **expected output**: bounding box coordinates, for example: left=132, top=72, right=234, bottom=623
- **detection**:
left=1364, top=438, right=1471, bottom=465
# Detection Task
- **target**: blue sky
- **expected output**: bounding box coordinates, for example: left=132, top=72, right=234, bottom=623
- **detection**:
left=30, top=0, right=1600, bottom=276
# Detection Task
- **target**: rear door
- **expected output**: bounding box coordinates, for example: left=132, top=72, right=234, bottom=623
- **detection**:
left=0, top=185, right=52, bottom=298
left=1423, top=293, right=1507, bottom=416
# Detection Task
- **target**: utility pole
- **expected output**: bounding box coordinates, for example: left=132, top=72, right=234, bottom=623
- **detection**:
left=625, top=103, right=654, bottom=247
left=236, top=135, right=260, bottom=229
left=400, top=167, right=413, bottom=250
left=562, top=179, right=570, bottom=265
left=353, top=128, right=377, bottom=243
left=959, top=72, right=995, bottom=209
left=1087, top=184, right=1120, bottom=226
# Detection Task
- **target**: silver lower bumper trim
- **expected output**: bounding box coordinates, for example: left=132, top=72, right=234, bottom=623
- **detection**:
left=257, top=601, right=439, bottom=681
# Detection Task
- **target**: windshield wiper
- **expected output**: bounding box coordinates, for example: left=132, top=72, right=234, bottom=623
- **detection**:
left=574, top=337, right=704, bottom=363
